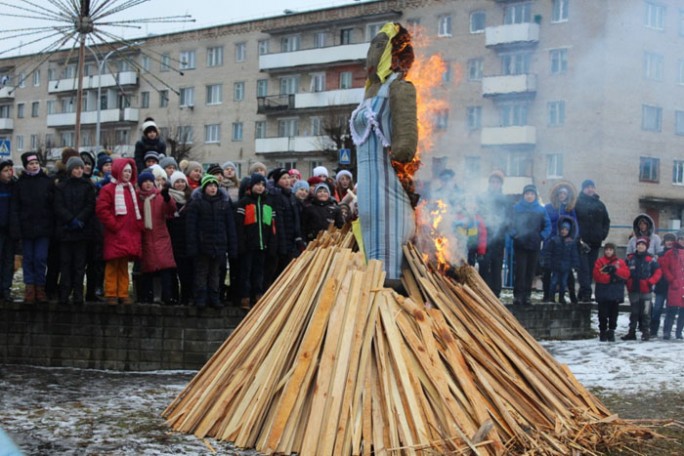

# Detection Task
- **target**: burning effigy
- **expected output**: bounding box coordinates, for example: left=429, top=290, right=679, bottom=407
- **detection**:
left=163, top=23, right=651, bottom=455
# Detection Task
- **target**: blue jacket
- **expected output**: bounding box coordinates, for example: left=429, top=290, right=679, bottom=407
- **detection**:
left=510, top=197, right=551, bottom=251
left=542, top=216, right=580, bottom=273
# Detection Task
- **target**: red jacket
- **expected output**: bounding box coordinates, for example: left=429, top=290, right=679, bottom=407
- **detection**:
left=660, top=246, right=684, bottom=308
left=593, top=255, right=630, bottom=284
left=625, top=252, right=662, bottom=294
left=138, top=187, right=177, bottom=273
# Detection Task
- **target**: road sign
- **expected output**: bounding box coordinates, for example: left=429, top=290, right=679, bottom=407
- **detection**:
left=339, top=148, right=351, bottom=165
left=0, top=140, right=9, bottom=156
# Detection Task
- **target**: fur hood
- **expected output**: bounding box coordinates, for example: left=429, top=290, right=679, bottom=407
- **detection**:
left=632, top=213, right=655, bottom=237
left=549, top=180, right=577, bottom=211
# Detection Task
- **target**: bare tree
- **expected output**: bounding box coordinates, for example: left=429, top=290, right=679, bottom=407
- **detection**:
left=318, top=106, right=356, bottom=174
left=161, top=112, right=201, bottom=163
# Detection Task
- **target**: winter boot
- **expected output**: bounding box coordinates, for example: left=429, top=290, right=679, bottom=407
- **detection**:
left=558, top=293, right=567, bottom=305
left=607, top=330, right=615, bottom=342
left=568, top=288, right=578, bottom=304
left=599, top=331, right=607, bottom=342
left=35, top=286, right=47, bottom=303
left=621, top=331, right=637, bottom=341
left=641, top=330, right=651, bottom=342
left=23, top=284, right=36, bottom=304
left=240, top=297, right=251, bottom=310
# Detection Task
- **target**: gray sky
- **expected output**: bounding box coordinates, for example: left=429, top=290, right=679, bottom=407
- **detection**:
left=0, top=0, right=362, bottom=57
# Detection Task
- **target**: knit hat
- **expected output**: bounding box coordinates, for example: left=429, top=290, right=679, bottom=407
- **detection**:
left=179, top=159, right=189, bottom=172
left=66, top=156, right=85, bottom=175
left=248, top=161, right=267, bottom=175
left=489, top=169, right=505, bottom=183
left=292, top=180, right=310, bottom=193
left=312, top=165, right=329, bottom=178
left=336, top=169, right=353, bottom=183
left=159, top=156, right=178, bottom=170
left=604, top=242, right=616, bottom=250
left=97, top=153, right=113, bottom=171
left=169, top=171, right=188, bottom=187
left=307, top=176, right=324, bottom=187
left=137, top=171, right=155, bottom=186
left=314, top=182, right=331, bottom=195
left=663, top=233, right=676, bottom=243
left=222, top=161, right=237, bottom=171
left=184, top=161, right=203, bottom=177
left=206, top=163, right=223, bottom=176
left=143, top=151, right=160, bottom=163
left=288, top=168, right=301, bottom=179
left=581, top=179, right=595, bottom=190
left=148, top=164, right=166, bottom=181
left=0, top=159, right=13, bottom=172
left=21, top=151, right=40, bottom=168
left=142, top=118, right=159, bottom=135
left=560, top=221, right=571, bottom=231
left=635, top=237, right=650, bottom=248
left=522, top=184, right=537, bottom=196
left=249, top=173, right=267, bottom=189
left=80, top=151, right=95, bottom=168
left=268, top=167, right=289, bottom=184
left=201, top=174, right=219, bottom=189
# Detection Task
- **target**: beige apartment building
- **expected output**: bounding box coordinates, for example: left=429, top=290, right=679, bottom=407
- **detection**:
left=1, top=0, right=684, bottom=241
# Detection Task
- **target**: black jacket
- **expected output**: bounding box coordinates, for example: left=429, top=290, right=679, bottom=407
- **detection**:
left=134, top=136, right=167, bottom=173
left=54, top=176, right=96, bottom=241
left=575, top=192, right=610, bottom=247
left=167, top=200, right=190, bottom=259
left=0, top=179, right=13, bottom=231
left=270, top=185, right=302, bottom=256
left=185, top=192, right=238, bottom=259
left=302, top=198, right=344, bottom=242
left=10, top=170, right=54, bottom=240
left=236, top=192, right=276, bottom=252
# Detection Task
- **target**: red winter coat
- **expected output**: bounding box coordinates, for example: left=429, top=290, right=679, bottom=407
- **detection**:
left=96, top=158, right=144, bottom=261
left=660, top=246, right=684, bottom=308
left=138, top=187, right=177, bottom=273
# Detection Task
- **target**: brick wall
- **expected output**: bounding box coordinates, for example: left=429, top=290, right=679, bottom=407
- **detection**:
left=508, top=303, right=595, bottom=340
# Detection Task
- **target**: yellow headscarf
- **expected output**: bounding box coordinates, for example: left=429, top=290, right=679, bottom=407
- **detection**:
left=365, top=22, right=400, bottom=90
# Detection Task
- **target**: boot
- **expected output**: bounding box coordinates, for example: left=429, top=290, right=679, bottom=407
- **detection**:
left=641, top=330, right=651, bottom=342
left=568, top=289, right=578, bottom=304
left=607, top=330, right=615, bottom=342
left=240, top=297, right=251, bottom=310
left=35, top=285, right=47, bottom=303
left=599, top=331, right=607, bottom=342
left=621, top=331, right=637, bottom=341
left=105, top=297, right=118, bottom=306
left=558, top=293, right=567, bottom=305
left=23, top=284, right=36, bottom=304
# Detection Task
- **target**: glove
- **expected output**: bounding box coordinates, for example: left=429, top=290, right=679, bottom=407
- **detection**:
left=580, top=241, right=591, bottom=254
left=602, top=264, right=616, bottom=274
left=161, top=186, right=170, bottom=202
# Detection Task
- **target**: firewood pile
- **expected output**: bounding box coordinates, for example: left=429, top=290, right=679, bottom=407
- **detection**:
left=163, top=228, right=650, bottom=455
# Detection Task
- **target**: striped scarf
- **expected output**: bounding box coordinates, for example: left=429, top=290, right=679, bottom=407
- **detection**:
left=113, top=179, right=141, bottom=220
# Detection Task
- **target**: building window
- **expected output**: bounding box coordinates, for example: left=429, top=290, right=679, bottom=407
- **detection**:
left=442, top=62, right=452, bottom=82
left=547, top=101, right=566, bottom=126
left=206, top=84, right=223, bottom=105
left=255, top=121, right=266, bottom=139
left=115, top=129, right=129, bottom=145
left=278, top=118, right=298, bottom=137
left=339, top=72, right=352, bottom=89
left=435, top=109, right=449, bottom=130
left=674, top=160, right=684, bottom=184
left=366, top=23, right=383, bottom=40
left=30, top=134, right=38, bottom=149
left=15, top=135, right=23, bottom=152
left=675, top=110, right=684, bottom=135
left=233, top=82, right=244, bottom=101
left=31, top=101, right=39, bottom=117
left=407, top=18, right=421, bottom=37
left=550, top=49, right=568, bottom=74
left=179, top=50, right=196, bottom=70
left=235, top=42, right=246, bottom=62
left=206, top=46, right=224, bottom=67
left=279, top=76, right=299, bottom=95
left=310, top=73, right=325, bottom=92
left=33, top=70, right=40, bottom=87
left=466, top=106, right=481, bottom=130
left=500, top=103, right=528, bottom=126
left=311, top=117, right=322, bottom=136
left=313, top=32, right=327, bottom=48
left=552, top=0, right=569, bottom=23
left=467, top=58, right=483, bottom=81
left=281, top=35, right=300, bottom=52
left=205, top=124, right=221, bottom=143
left=140, top=91, right=150, bottom=109
left=640, top=157, right=660, bottom=182
left=547, top=154, right=564, bottom=178
left=256, top=79, right=268, bottom=97
left=470, top=11, right=486, bottom=33
left=642, top=104, right=662, bottom=131
left=438, top=15, right=452, bottom=37
left=178, top=126, right=193, bottom=144
left=644, top=52, right=664, bottom=81
left=644, top=1, right=666, bottom=30
left=502, top=52, right=531, bottom=75
left=507, top=151, right=532, bottom=177
left=232, top=122, right=243, bottom=141
left=61, top=131, right=75, bottom=147
left=160, top=53, right=170, bottom=72
left=179, top=87, right=194, bottom=107
left=504, top=2, right=532, bottom=24
left=46, top=100, right=56, bottom=115
left=258, top=39, right=269, bottom=55
left=340, top=28, right=353, bottom=45
left=159, top=90, right=169, bottom=108
left=141, top=55, right=150, bottom=71
left=16, top=103, right=24, bottom=119
left=464, top=156, right=481, bottom=178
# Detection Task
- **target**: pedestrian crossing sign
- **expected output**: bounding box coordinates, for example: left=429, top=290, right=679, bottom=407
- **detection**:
left=0, top=140, right=9, bottom=156
left=339, top=148, right=351, bottom=165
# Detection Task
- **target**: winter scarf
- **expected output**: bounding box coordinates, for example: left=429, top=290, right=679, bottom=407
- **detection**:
left=111, top=167, right=141, bottom=220
left=139, top=188, right=157, bottom=230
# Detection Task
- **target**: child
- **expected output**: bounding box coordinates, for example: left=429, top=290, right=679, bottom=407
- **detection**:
left=11, top=152, right=54, bottom=303
left=159, top=156, right=178, bottom=179
left=335, top=170, right=354, bottom=202
left=0, top=159, right=15, bottom=302
left=143, top=151, right=161, bottom=170
left=134, top=117, right=166, bottom=173
left=622, top=237, right=661, bottom=341
left=221, top=161, right=240, bottom=203
left=186, top=174, right=238, bottom=308
left=542, top=217, right=580, bottom=304
left=236, top=173, right=275, bottom=310
left=452, top=195, right=487, bottom=267
left=54, top=157, right=96, bottom=305
left=302, top=183, right=344, bottom=242
left=184, top=161, right=203, bottom=191
left=659, top=231, right=684, bottom=340
left=167, top=171, right=193, bottom=305
left=593, top=242, right=629, bottom=341
left=92, top=153, right=113, bottom=189
left=136, top=171, right=177, bottom=304
left=95, top=158, right=144, bottom=305
left=626, top=214, right=663, bottom=257
left=652, top=232, right=675, bottom=337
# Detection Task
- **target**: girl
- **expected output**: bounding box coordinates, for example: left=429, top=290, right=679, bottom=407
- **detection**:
left=184, top=161, right=203, bottom=191
left=167, top=171, right=193, bottom=305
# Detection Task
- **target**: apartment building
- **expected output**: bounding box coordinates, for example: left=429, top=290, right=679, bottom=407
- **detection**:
left=1, top=0, right=683, bottom=241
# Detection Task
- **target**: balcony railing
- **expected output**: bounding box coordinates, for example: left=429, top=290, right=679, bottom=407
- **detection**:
left=481, top=125, right=536, bottom=146
left=255, top=135, right=335, bottom=154
left=47, top=107, right=139, bottom=127
left=0, top=86, right=15, bottom=100
left=257, top=95, right=294, bottom=114
left=482, top=74, right=537, bottom=97
left=259, top=43, right=368, bottom=71
left=295, top=88, right=364, bottom=109
left=48, top=71, right=138, bottom=94
left=485, top=23, right=539, bottom=47
left=0, top=118, right=13, bottom=130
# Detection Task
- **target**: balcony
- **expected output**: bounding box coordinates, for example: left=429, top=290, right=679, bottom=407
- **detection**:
left=48, top=71, right=138, bottom=94
left=481, top=126, right=536, bottom=146
left=295, top=88, right=364, bottom=109
left=259, top=43, right=368, bottom=72
left=0, top=86, right=14, bottom=101
left=482, top=74, right=537, bottom=97
left=255, top=135, right=335, bottom=154
left=47, top=107, right=139, bottom=128
left=0, top=118, right=13, bottom=130
left=257, top=95, right=294, bottom=114
left=485, top=23, right=539, bottom=48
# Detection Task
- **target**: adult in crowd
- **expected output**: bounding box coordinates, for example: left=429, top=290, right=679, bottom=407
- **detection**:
left=0, top=159, right=15, bottom=302
left=574, top=179, right=610, bottom=302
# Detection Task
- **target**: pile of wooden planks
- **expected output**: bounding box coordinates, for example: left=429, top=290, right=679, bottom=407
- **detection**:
left=164, top=229, right=647, bottom=455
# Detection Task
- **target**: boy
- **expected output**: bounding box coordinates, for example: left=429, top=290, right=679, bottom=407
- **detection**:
left=302, top=183, right=344, bottom=242
left=542, top=218, right=580, bottom=304
left=622, top=238, right=661, bottom=341
left=593, top=242, right=629, bottom=341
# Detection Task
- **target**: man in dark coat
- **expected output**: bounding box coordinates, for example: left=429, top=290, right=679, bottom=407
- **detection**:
left=0, top=159, right=15, bottom=302
left=574, top=179, right=611, bottom=302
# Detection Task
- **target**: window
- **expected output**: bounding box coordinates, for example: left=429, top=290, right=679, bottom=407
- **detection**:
left=281, top=35, right=300, bottom=52
left=674, top=160, right=684, bottom=184
left=235, top=42, right=246, bottom=62
left=179, top=87, right=194, bottom=107
left=279, top=76, right=299, bottom=95
left=547, top=154, right=564, bottom=178
left=255, top=121, right=266, bottom=139
left=310, top=73, right=325, bottom=92
left=206, top=46, right=224, bottom=67
left=340, top=28, right=353, bottom=45
left=367, top=23, right=383, bottom=40
left=499, top=103, right=528, bottom=126
left=141, top=91, right=150, bottom=109
left=547, top=101, right=566, bottom=126
left=205, top=124, right=221, bottom=143
left=206, top=84, right=223, bottom=105
left=159, top=90, right=169, bottom=108
left=644, top=2, right=665, bottom=30
left=2, top=106, right=14, bottom=119
left=680, top=10, right=684, bottom=36
left=117, top=59, right=132, bottom=72
left=438, top=15, right=452, bottom=37
left=339, top=71, right=352, bottom=89
left=467, top=58, right=483, bottom=81
left=179, top=50, right=196, bottom=70
left=550, top=49, right=568, bottom=74
left=256, top=79, right=268, bottom=97
left=504, top=2, right=532, bottom=24
left=642, top=104, right=662, bottom=131
left=278, top=118, right=298, bottom=137
left=18, top=73, right=25, bottom=88
left=407, top=18, right=421, bottom=37
left=309, top=161, right=323, bottom=176
left=313, top=32, right=327, bottom=48
left=16, top=103, right=24, bottom=119
left=279, top=161, right=297, bottom=171
left=115, top=129, right=129, bottom=145
left=30, top=134, right=38, bottom=149
left=233, top=82, right=244, bottom=101
left=435, top=109, right=449, bottom=130
left=639, top=157, right=660, bottom=182
left=141, top=55, right=150, bottom=71
left=160, top=53, right=170, bottom=72
left=506, top=151, right=532, bottom=177
left=675, top=110, right=684, bottom=135
left=679, top=60, right=684, bottom=84
left=258, top=39, right=269, bottom=55
left=464, top=156, right=481, bottom=178
left=231, top=122, right=243, bottom=141
left=47, top=68, right=55, bottom=81
left=466, top=106, right=481, bottom=130
left=61, top=131, right=75, bottom=147
left=502, top=52, right=531, bottom=75
left=552, top=0, right=569, bottom=22
left=442, top=62, right=452, bottom=82
left=644, top=52, right=664, bottom=81
left=178, top=125, right=193, bottom=144
left=33, top=70, right=40, bottom=87
left=470, top=11, right=486, bottom=33
left=311, top=117, right=322, bottom=136
left=31, top=101, right=39, bottom=117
